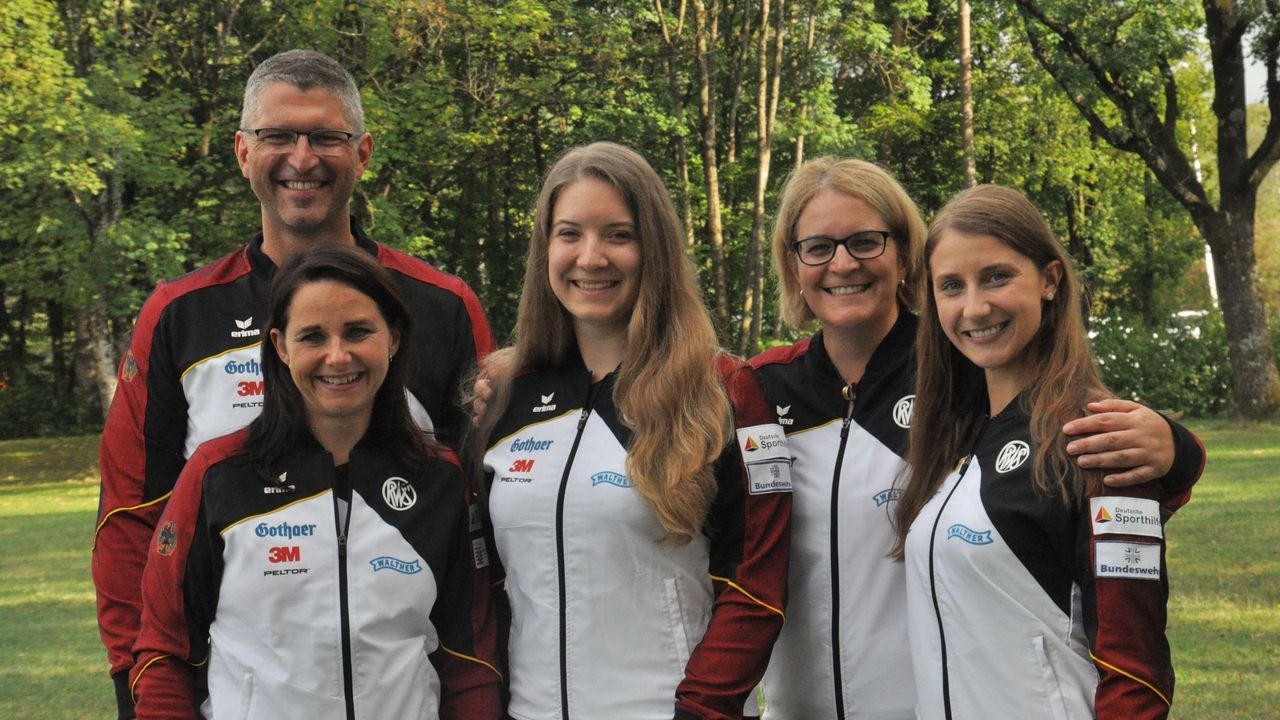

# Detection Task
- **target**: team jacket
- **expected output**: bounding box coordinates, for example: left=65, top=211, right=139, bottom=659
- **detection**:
left=750, top=314, right=918, bottom=720
left=130, top=429, right=502, bottom=719
left=94, top=222, right=493, bottom=710
left=749, top=312, right=1205, bottom=720
left=482, top=352, right=792, bottom=720
left=904, top=398, right=1202, bottom=720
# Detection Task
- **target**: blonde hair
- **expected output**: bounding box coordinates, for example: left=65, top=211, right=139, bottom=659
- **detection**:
left=477, top=142, right=732, bottom=544
left=771, top=157, right=926, bottom=328
left=894, top=184, right=1108, bottom=556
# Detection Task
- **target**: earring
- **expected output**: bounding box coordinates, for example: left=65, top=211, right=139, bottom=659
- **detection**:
left=1045, top=291, right=1055, bottom=301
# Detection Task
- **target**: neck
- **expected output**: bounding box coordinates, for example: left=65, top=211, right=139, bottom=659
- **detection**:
left=821, top=305, right=898, bottom=385
left=574, top=323, right=627, bottom=381
left=985, top=370, right=1032, bottom=417
left=309, top=413, right=370, bottom=466
left=259, top=212, right=356, bottom=266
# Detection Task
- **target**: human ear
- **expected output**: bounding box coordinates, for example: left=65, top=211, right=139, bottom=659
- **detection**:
left=270, top=328, right=289, bottom=365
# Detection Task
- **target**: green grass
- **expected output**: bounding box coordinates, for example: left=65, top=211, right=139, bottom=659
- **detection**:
left=0, top=425, right=1276, bottom=718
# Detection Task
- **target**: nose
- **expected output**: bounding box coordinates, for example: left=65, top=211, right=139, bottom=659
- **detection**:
left=323, top=337, right=352, bottom=366
left=576, top=235, right=609, bottom=269
left=286, top=135, right=321, bottom=173
left=961, top=289, right=989, bottom=320
left=827, top=243, right=862, bottom=272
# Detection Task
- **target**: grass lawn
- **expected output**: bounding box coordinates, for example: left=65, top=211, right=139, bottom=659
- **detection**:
left=0, top=423, right=1276, bottom=718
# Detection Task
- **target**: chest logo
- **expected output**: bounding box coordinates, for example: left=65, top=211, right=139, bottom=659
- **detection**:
left=995, top=440, right=1030, bottom=473
left=946, top=523, right=993, bottom=545
left=893, top=395, right=915, bottom=429
left=382, top=477, right=417, bottom=510
left=533, top=392, right=558, bottom=413
left=776, top=405, right=793, bottom=426
left=231, top=316, right=260, bottom=339
left=508, top=459, right=535, bottom=473
left=370, top=556, right=422, bottom=574
left=591, top=471, right=630, bottom=488
left=872, top=488, right=904, bottom=507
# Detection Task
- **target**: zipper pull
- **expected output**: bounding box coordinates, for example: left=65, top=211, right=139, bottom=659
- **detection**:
left=839, top=383, right=856, bottom=435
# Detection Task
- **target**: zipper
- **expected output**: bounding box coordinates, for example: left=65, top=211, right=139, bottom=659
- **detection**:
left=927, top=419, right=986, bottom=720
left=556, top=383, right=597, bottom=720
left=335, top=470, right=356, bottom=720
left=828, top=382, right=856, bottom=719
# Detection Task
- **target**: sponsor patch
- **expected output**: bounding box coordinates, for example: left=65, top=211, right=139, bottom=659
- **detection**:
left=508, top=459, right=535, bottom=473
left=121, top=351, right=139, bottom=383
left=472, top=537, right=490, bottom=569
left=591, top=471, right=630, bottom=488
left=872, top=488, right=904, bottom=507
left=747, top=460, right=793, bottom=495
left=268, top=546, right=300, bottom=563
left=533, top=392, right=558, bottom=413
left=156, top=520, right=177, bottom=557
left=382, top=477, right=417, bottom=510
left=510, top=437, right=554, bottom=453
left=1095, top=541, right=1162, bottom=580
left=1090, top=496, right=1163, bottom=539
left=370, top=556, right=422, bottom=574
left=255, top=522, right=317, bottom=539
left=736, top=423, right=789, bottom=460
left=892, top=395, right=915, bottom=429
left=230, top=317, right=260, bottom=338
left=946, top=523, right=993, bottom=545
left=995, top=440, right=1030, bottom=473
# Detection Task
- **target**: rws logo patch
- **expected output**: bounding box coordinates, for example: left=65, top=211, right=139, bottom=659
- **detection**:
left=892, top=395, right=915, bottom=429
left=995, top=440, right=1030, bottom=473
left=382, top=477, right=417, bottom=510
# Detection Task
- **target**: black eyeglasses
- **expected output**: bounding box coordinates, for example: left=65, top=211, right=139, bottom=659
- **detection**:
left=791, top=230, right=892, bottom=266
left=241, top=128, right=359, bottom=155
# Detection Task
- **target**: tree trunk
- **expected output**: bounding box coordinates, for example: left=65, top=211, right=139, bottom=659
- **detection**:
left=959, top=0, right=976, bottom=187
left=694, top=0, right=729, bottom=334
left=74, top=299, right=115, bottom=421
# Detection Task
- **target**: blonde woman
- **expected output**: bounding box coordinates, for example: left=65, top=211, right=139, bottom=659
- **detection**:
left=751, top=159, right=1203, bottom=718
left=474, top=142, right=792, bottom=720
left=898, top=185, right=1194, bottom=718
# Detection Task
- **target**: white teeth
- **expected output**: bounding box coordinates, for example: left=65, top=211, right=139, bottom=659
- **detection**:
left=575, top=280, right=616, bottom=290
left=317, top=373, right=360, bottom=385
left=826, top=284, right=870, bottom=296
left=966, top=324, right=1005, bottom=338
left=282, top=181, right=322, bottom=190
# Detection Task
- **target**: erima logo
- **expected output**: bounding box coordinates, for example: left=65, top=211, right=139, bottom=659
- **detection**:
left=382, top=477, right=417, bottom=510
left=533, top=392, right=558, bottom=413
left=995, top=440, right=1030, bottom=473
left=591, top=471, right=629, bottom=488
left=946, top=524, right=993, bottom=545
left=264, top=471, right=295, bottom=495
left=892, top=395, right=915, bottom=429
left=230, top=317, right=260, bottom=338
left=776, top=405, right=793, bottom=426
left=369, top=556, right=422, bottom=574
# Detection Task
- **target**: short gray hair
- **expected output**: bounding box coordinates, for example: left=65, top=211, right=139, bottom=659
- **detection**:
left=240, top=49, right=364, bottom=132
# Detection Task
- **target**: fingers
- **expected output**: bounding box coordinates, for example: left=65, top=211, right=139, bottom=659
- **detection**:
left=1100, top=466, right=1160, bottom=487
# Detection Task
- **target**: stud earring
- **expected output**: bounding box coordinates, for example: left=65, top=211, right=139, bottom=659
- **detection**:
left=1045, top=291, right=1055, bottom=301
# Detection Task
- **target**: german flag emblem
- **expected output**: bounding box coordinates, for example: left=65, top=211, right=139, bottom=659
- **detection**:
left=156, top=520, right=177, bottom=557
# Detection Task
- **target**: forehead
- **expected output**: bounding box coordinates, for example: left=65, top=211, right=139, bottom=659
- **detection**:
left=286, top=279, right=381, bottom=323
left=552, top=177, right=632, bottom=221
left=796, top=189, right=887, bottom=237
left=250, top=82, right=351, bottom=128
left=929, top=231, right=1031, bottom=273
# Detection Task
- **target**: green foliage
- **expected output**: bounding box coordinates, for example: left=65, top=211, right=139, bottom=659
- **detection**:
left=1090, top=312, right=1234, bottom=416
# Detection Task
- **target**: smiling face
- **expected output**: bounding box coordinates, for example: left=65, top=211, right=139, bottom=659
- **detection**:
left=791, top=188, right=904, bottom=339
left=270, top=279, right=399, bottom=433
left=547, top=177, right=642, bottom=339
left=929, top=230, right=1062, bottom=400
left=234, top=82, right=372, bottom=244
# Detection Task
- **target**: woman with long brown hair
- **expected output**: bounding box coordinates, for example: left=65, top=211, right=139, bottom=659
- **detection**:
left=898, top=184, right=1190, bottom=719
left=473, top=142, right=791, bottom=720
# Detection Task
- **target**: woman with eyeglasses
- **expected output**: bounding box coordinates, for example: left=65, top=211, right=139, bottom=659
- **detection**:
left=897, top=184, right=1184, bottom=718
left=471, top=142, right=791, bottom=720
left=749, top=158, right=1203, bottom=718
left=131, top=246, right=502, bottom=720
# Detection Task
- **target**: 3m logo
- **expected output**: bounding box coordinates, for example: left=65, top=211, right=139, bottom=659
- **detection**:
left=1095, top=506, right=1113, bottom=523
left=238, top=380, right=265, bottom=397
left=893, top=395, right=915, bottom=429
left=382, top=477, right=417, bottom=510
left=508, top=459, right=535, bottom=473
left=995, top=440, right=1030, bottom=473
left=268, top=546, right=300, bottom=563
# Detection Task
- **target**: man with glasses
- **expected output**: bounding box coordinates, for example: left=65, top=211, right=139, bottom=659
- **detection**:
left=93, top=49, right=494, bottom=718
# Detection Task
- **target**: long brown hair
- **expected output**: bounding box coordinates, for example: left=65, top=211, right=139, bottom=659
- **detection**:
left=476, top=142, right=732, bottom=544
left=895, top=185, right=1107, bottom=554
left=771, top=157, right=926, bottom=328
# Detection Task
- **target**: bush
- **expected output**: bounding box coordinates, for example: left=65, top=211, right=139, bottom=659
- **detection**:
left=1089, top=311, right=1234, bottom=417
left=0, top=360, right=99, bottom=439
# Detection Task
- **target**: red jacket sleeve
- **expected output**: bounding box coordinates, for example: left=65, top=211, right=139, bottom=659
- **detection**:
left=675, top=359, right=791, bottom=720
left=94, top=281, right=190, bottom=701
left=432, top=461, right=504, bottom=720
left=130, top=446, right=216, bottom=719
left=1155, top=417, right=1206, bottom=516
left=1080, top=482, right=1175, bottom=719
